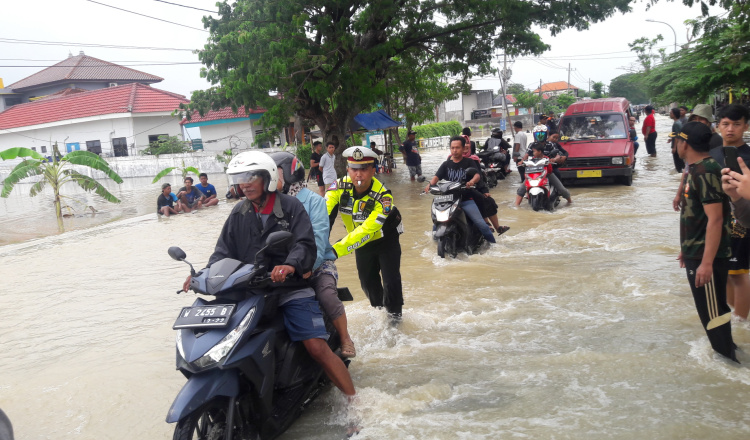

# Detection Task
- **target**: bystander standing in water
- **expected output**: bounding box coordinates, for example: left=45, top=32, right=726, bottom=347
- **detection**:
left=674, top=121, right=738, bottom=362
left=669, top=108, right=685, bottom=172
left=642, top=105, right=657, bottom=157
left=629, top=116, right=639, bottom=156
left=319, top=142, right=338, bottom=189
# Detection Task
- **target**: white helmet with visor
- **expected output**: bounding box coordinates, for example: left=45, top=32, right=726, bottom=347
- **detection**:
left=226, top=151, right=278, bottom=193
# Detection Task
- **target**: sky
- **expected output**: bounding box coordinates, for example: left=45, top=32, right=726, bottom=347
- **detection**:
left=0, top=0, right=724, bottom=99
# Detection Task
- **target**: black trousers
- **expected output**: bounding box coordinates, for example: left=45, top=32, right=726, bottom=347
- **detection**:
left=684, top=258, right=737, bottom=362
left=645, top=132, right=657, bottom=155
left=355, top=232, right=403, bottom=315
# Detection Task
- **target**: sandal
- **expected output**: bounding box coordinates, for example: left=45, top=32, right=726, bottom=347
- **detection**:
left=341, top=340, right=356, bottom=358
left=497, top=226, right=510, bottom=236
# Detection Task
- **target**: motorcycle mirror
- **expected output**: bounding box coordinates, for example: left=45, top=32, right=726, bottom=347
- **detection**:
left=266, top=231, right=294, bottom=248
left=168, top=246, right=187, bottom=261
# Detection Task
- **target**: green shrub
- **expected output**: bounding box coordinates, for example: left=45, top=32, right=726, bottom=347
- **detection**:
left=294, top=143, right=312, bottom=169
left=398, top=121, right=462, bottom=140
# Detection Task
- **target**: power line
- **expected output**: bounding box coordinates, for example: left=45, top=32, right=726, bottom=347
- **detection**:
left=86, top=0, right=209, bottom=32
left=0, top=37, right=195, bottom=51
left=152, top=0, right=217, bottom=14
left=0, top=62, right=201, bottom=67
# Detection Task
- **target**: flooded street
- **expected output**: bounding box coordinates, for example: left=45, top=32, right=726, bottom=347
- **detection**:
left=2, top=115, right=750, bottom=439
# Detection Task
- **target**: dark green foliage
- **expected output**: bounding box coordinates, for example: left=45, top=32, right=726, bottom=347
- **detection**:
left=141, top=135, right=193, bottom=156
left=295, top=143, right=312, bottom=169
left=514, top=91, right=541, bottom=111
left=609, top=73, right=649, bottom=103
left=398, top=121, right=462, bottom=140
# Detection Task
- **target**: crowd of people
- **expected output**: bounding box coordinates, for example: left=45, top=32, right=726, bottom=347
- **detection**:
left=670, top=103, right=750, bottom=363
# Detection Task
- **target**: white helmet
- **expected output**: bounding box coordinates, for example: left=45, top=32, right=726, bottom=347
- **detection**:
left=226, top=151, right=278, bottom=192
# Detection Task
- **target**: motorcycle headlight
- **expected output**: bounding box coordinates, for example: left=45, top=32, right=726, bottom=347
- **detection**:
left=435, top=208, right=450, bottom=222
left=192, top=307, right=256, bottom=370
left=529, top=179, right=541, bottom=187
left=612, top=157, right=623, bottom=165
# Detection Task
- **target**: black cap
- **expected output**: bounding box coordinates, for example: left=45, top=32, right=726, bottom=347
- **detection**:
left=161, top=183, right=171, bottom=190
left=408, top=130, right=417, bottom=135
left=676, top=121, right=712, bottom=152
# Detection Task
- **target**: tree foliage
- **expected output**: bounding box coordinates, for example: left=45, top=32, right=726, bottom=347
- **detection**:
left=591, top=82, right=606, bottom=99
left=505, top=83, right=527, bottom=96
left=628, top=35, right=665, bottom=73
left=184, top=0, right=633, bottom=172
left=514, top=91, right=541, bottom=111
left=0, top=144, right=123, bottom=224
left=609, top=73, right=649, bottom=103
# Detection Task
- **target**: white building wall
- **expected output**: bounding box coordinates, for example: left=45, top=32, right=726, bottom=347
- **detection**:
left=197, top=120, right=256, bottom=153
left=462, top=94, right=478, bottom=121
left=131, top=115, right=184, bottom=151
left=0, top=117, right=133, bottom=155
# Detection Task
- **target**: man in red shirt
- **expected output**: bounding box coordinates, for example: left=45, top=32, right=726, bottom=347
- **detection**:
left=642, top=105, right=657, bottom=157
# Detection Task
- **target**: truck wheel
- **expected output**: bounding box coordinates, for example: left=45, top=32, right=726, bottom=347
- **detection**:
left=621, top=173, right=633, bottom=186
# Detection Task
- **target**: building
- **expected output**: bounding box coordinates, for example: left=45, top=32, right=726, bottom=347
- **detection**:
left=442, top=90, right=495, bottom=122
left=0, top=52, right=163, bottom=112
left=181, top=106, right=282, bottom=153
left=532, top=81, right=580, bottom=97
left=0, top=83, right=189, bottom=156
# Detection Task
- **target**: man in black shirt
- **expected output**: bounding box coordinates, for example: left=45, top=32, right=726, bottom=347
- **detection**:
left=425, top=136, right=496, bottom=243
left=399, top=130, right=424, bottom=182
left=309, top=141, right=325, bottom=195
left=157, top=183, right=180, bottom=216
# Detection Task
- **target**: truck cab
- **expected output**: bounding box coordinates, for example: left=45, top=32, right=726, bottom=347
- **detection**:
left=557, top=98, right=635, bottom=186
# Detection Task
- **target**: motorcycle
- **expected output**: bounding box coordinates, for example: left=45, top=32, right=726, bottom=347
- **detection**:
left=429, top=180, right=486, bottom=258
left=521, top=157, right=560, bottom=212
left=477, top=146, right=508, bottom=188
left=165, top=231, right=352, bottom=440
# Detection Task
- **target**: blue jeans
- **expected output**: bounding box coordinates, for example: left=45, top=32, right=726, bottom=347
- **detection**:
left=460, top=200, right=496, bottom=243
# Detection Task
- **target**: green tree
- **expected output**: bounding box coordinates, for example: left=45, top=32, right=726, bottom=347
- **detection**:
left=151, top=160, right=200, bottom=184
left=628, top=35, right=665, bottom=73
left=386, top=55, right=463, bottom=131
left=514, top=91, right=541, bottom=111
left=183, top=0, right=634, bottom=172
left=591, top=82, right=606, bottom=99
left=609, top=73, right=649, bottom=103
left=546, top=92, right=577, bottom=115
left=1, top=144, right=123, bottom=226
left=140, top=135, right=192, bottom=156
left=648, top=18, right=750, bottom=105
left=505, top=83, right=527, bottom=96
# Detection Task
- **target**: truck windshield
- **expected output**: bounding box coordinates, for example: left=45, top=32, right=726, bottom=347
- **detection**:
left=559, top=114, right=627, bottom=141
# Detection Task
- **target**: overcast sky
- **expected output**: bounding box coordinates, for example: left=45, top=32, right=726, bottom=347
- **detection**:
left=0, top=0, right=723, bottom=99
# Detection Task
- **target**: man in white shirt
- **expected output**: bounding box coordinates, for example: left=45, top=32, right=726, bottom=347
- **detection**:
left=319, top=142, right=338, bottom=188
left=513, top=121, right=528, bottom=182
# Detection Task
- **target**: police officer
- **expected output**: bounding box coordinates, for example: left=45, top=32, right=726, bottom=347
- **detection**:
left=326, top=146, right=404, bottom=322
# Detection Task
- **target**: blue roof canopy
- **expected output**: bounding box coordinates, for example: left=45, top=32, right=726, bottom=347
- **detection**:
left=350, top=110, right=401, bottom=132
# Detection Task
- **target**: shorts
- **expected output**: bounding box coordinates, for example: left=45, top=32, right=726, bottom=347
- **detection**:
left=408, top=165, right=422, bottom=177
left=281, top=296, right=329, bottom=342
left=312, top=172, right=323, bottom=187
left=728, top=222, right=750, bottom=274
left=186, top=199, right=200, bottom=209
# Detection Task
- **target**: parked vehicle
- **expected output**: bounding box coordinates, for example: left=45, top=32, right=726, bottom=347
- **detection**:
left=429, top=180, right=486, bottom=258
left=521, top=157, right=560, bottom=211
left=557, top=97, right=635, bottom=186
left=165, top=231, right=351, bottom=440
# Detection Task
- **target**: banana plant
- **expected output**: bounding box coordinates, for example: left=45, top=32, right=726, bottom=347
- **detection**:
left=1, top=143, right=123, bottom=222
left=151, top=160, right=200, bottom=184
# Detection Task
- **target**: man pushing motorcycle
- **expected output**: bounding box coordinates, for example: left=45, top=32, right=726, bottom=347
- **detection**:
left=182, top=151, right=355, bottom=398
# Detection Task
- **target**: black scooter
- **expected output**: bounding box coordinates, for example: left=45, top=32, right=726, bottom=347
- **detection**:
left=166, top=231, right=351, bottom=440
left=429, top=180, right=486, bottom=258
left=477, top=146, right=508, bottom=188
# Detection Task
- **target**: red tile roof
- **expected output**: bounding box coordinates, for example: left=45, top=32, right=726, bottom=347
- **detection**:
left=33, top=87, right=89, bottom=101
left=0, top=83, right=188, bottom=130
left=532, top=81, right=579, bottom=93
left=181, top=106, right=266, bottom=125
left=7, top=54, right=163, bottom=91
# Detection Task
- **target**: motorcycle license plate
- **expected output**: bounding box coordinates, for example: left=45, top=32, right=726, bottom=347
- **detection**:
left=173, top=304, right=236, bottom=329
left=577, top=170, right=602, bottom=178
left=434, top=195, right=453, bottom=202
left=526, top=166, right=543, bottom=173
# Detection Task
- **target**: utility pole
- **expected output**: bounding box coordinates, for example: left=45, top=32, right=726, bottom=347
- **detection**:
left=539, top=79, right=544, bottom=115
left=500, top=52, right=512, bottom=132
left=566, top=63, right=576, bottom=95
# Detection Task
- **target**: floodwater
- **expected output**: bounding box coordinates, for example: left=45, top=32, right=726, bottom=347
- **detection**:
left=1, top=114, right=750, bottom=439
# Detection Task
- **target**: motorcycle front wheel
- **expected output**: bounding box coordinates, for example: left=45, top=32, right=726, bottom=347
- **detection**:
left=530, top=194, right=544, bottom=211
left=173, top=398, right=258, bottom=440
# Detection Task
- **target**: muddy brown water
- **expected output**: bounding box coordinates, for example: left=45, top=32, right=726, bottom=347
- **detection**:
left=1, top=115, right=749, bottom=439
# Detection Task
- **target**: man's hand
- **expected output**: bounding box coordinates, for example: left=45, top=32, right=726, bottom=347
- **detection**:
left=424, top=184, right=431, bottom=193
left=673, top=193, right=682, bottom=212
left=270, top=265, right=295, bottom=283
left=695, top=262, right=713, bottom=288
left=302, top=271, right=312, bottom=279
left=723, top=157, right=750, bottom=200
left=182, top=275, right=191, bottom=292
left=722, top=167, right=741, bottom=202
left=677, top=252, right=684, bottom=269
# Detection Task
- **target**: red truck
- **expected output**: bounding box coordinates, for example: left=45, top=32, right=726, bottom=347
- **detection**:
left=557, top=98, right=635, bottom=186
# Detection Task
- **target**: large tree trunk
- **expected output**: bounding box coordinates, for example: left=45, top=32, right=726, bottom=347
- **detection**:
left=294, top=114, right=304, bottom=145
